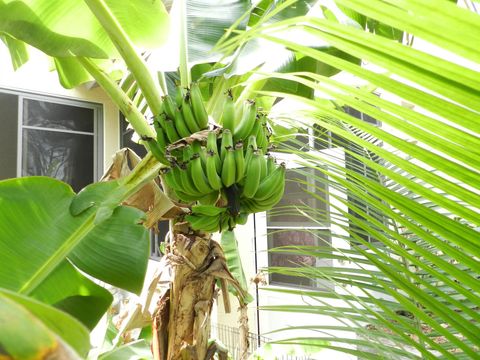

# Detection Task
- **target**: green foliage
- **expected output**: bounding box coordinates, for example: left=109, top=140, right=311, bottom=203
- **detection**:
left=225, top=0, right=480, bottom=358
left=221, top=230, right=254, bottom=304
left=184, top=0, right=250, bottom=65
left=0, top=289, right=90, bottom=358
left=98, top=339, right=152, bottom=360
left=0, top=0, right=168, bottom=59
left=0, top=177, right=149, bottom=329
left=2, top=0, right=478, bottom=358
left=0, top=177, right=149, bottom=294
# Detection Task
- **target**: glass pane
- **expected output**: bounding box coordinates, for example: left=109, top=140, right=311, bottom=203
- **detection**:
left=23, top=98, right=94, bottom=133
left=268, top=229, right=332, bottom=289
left=344, top=106, right=380, bottom=125
left=267, top=167, right=329, bottom=227
left=0, top=93, right=18, bottom=179
left=22, top=129, right=94, bottom=192
left=120, top=113, right=147, bottom=158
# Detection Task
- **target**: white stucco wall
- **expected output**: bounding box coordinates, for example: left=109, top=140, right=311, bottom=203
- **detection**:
left=0, top=47, right=120, bottom=170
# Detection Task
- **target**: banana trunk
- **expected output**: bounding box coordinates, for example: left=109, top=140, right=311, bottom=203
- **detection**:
left=152, top=224, right=241, bottom=360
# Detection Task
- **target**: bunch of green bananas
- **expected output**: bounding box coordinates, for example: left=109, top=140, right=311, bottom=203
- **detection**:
left=147, top=83, right=209, bottom=164
left=162, top=129, right=285, bottom=233
left=220, top=91, right=270, bottom=148
left=150, top=87, right=285, bottom=233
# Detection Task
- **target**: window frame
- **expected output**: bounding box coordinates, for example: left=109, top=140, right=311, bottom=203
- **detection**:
left=255, top=146, right=347, bottom=291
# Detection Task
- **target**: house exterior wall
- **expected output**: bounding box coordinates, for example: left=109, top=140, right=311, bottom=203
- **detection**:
left=0, top=47, right=119, bottom=171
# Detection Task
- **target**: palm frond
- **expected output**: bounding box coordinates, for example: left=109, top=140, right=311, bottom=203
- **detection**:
left=235, top=1, right=480, bottom=357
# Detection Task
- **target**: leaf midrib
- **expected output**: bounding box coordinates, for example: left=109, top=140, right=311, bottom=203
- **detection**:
left=19, top=213, right=96, bottom=295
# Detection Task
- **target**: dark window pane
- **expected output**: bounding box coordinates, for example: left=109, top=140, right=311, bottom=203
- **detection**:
left=23, top=99, right=94, bottom=133
left=267, top=167, right=329, bottom=227
left=268, top=229, right=332, bottom=289
left=0, top=93, right=18, bottom=179
left=150, top=220, right=169, bottom=260
left=22, top=129, right=94, bottom=192
left=120, top=113, right=147, bottom=158
left=344, top=106, right=379, bottom=125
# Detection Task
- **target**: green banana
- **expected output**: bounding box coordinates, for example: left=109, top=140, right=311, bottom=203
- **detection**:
left=182, top=96, right=201, bottom=133
left=259, top=152, right=267, bottom=180
left=146, top=139, right=167, bottom=164
left=190, top=83, right=209, bottom=129
left=266, top=156, right=276, bottom=175
left=220, top=90, right=235, bottom=132
left=244, top=135, right=257, bottom=166
left=164, top=118, right=180, bottom=143
left=186, top=213, right=220, bottom=233
left=220, top=129, right=233, bottom=161
left=246, top=135, right=258, bottom=151
left=154, top=121, right=167, bottom=152
left=160, top=168, right=176, bottom=190
left=171, top=164, right=188, bottom=193
left=241, top=150, right=262, bottom=198
left=234, top=142, right=245, bottom=183
left=234, top=100, right=257, bottom=141
left=180, top=162, right=203, bottom=196
left=182, top=144, right=194, bottom=163
left=162, top=95, right=177, bottom=119
left=175, top=189, right=198, bottom=203
left=235, top=212, right=249, bottom=225
left=207, top=131, right=221, bottom=171
left=174, top=108, right=192, bottom=138
left=256, top=120, right=269, bottom=150
left=154, top=113, right=168, bottom=132
left=254, top=163, right=286, bottom=201
left=153, top=114, right=165, bottom=135
left=240, top=198, right=259, bottom=213
left=249, top=118, right=261, bottom=144
left=249, top=183, right=285, bottom=211
left=190, top=154, right=213, bottom=194
left=198, top=191, right=220, bottom=206
left=175, top=86, right=184, bottom=107
left=191, top=140, right=202, bottom=154
left=192, top=141, right=207, bottom=167
left=192, top=204, right=226, bottom=217
left=219, top=213, right=231, bottom=232
left=221, top=147, right=236, bottom=188
left=206, top=151, right=223, bottom=191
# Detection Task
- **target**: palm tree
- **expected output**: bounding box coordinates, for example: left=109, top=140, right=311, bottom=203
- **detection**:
left=213, top=0, right=480, bottom=358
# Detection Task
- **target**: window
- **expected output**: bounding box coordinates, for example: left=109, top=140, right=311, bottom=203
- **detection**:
left=266, top=166, right=332, bottom=289
left=342, top=107, right=385, bottom=244
left=257, top=106, right=384, bottom=289
left=0, top=90, right=103, bottom=192
left=258, top=124, right=333, bottom=290
left=306, top=107, right=385, bottom=245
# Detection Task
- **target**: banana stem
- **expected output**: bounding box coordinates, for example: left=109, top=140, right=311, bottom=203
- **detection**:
left=158, top=71, right=168, bottom=95
left=83, top=0, right=164, bottom=115
left=78, top=57, right=156, bottom=140
left=118, top=152, right=164, bottom=198
left=178, top=0, right=191, bottom=88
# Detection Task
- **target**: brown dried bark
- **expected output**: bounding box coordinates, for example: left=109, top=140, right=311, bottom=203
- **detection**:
left=151, top=222, right=246, bottom=360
